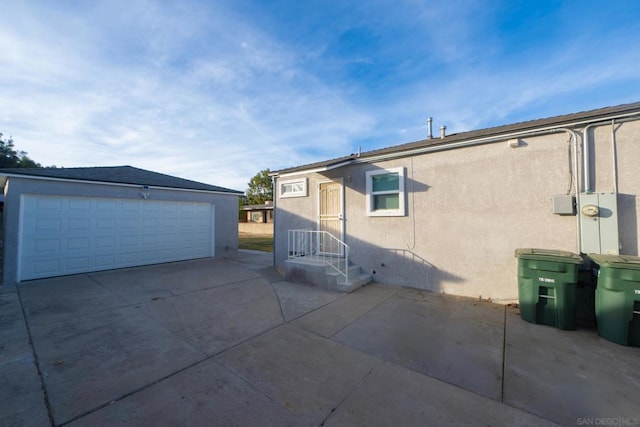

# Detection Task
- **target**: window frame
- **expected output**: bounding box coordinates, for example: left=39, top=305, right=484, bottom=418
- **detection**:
left=365, top=167, right=406, bottom=217
left=279, top=178, right=308, bottom=198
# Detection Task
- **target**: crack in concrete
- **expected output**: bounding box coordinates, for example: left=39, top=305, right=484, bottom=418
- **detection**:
left=16, top=286, right=56, bottom=427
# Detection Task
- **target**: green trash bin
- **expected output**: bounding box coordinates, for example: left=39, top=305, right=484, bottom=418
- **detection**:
left=589, top=254, right=640, bottom=347
left=515, top=248, right=583, bottom=330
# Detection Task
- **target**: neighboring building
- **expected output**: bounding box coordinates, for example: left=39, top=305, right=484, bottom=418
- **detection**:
left=0, top=166, right=242, bottom=285
left=272, top=102, right=640, bottom=301
left=240, top=201, right=274, bottom=223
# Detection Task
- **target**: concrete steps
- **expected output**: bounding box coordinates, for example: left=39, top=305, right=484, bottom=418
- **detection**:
left=284, top=258, right=372, bottom=293
left=336, top=272, right=373, bottom=293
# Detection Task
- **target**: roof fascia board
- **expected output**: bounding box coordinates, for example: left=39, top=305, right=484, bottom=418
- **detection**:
left=359, top=110, right=640, bottom=164
left=361, top=126, right=567, bottom=164
left=277, top=160, right=355, bottom=178
left=278, top=109, right=640, bottom=174
left=0, top=173, right=242, bottom=196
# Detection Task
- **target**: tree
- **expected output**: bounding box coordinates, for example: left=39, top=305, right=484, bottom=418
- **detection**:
left=0, top=133, right=19, bottom=168
left=245, top=168, right=273, bottom=205
left=0, top=133, right=42, bottom=168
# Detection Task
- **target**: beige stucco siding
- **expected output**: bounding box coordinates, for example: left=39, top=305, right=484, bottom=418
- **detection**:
left=275, top=120, right=640, bottom=301
left=343, top=133, right=578, bottom=300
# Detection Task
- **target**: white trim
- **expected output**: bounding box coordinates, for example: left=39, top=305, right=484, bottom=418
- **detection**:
left=0, top=173, right=242, bottom=196
left=276, top=161, right=354, bottom=178
left=366, top=167, right=406, bottom=217
left=210, top=203, right=216, bottom=257
left=16, top=194, right=24, bottom=282
left=279, top=178, right=308, bottom=198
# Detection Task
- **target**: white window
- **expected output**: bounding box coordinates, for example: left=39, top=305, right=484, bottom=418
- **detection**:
left=366, top=167, right=406, bottom=216
left=279, top=178, right=308, bottom=198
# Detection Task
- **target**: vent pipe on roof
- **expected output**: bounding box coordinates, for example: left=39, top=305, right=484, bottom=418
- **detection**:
left=440, top=125, right=447, bottom=139
left=427, top=117, right=433, bottom=139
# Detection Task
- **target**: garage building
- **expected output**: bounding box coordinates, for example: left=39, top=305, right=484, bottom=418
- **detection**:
left=0, top=166, right=242, bottom=285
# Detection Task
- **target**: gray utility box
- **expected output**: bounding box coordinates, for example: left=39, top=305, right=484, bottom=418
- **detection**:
left=579, top=193, right=619, bottom=255
left=552, top=195, right=576, bottom=215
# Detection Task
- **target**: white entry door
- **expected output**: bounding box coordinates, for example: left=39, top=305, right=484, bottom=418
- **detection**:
left=18, top=195, right=215, bottom=281
left=318, top=180, right=344, bottom=255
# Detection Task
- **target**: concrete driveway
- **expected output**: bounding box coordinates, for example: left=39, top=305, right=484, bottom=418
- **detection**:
left=2, top=251, right=639, bottom=426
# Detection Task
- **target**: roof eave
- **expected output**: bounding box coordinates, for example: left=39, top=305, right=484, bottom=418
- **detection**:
left=272, top=101, right=640, bottom=176
left=273, top=158, right=356, bottom=177
left=0, top=172, right=243, bottom=196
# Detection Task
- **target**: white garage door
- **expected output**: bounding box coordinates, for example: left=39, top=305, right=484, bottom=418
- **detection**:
left=18, top=195, right=215, bottom=281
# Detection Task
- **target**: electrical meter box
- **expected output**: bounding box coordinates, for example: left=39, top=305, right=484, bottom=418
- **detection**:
left=579, top=193, right=619, bottom=255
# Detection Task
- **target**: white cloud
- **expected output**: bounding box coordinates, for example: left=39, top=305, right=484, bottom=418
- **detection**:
left=0, top=1, right=375, bottom=191
left=355, top=5, right=640, bottom=147
left=1, top=0, right=639, bottom=191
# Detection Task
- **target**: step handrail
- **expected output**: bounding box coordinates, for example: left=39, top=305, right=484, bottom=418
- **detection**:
left=288, top=229, right=349, bottom=283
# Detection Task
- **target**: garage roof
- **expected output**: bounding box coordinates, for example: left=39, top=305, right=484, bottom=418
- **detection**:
left=0, top=165, right=243, bottom=194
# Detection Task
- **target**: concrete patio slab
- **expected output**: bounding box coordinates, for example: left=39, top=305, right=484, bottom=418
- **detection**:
left=138, top=278, right=283, bottom=356
left=18, top=275, right=127, bottom=328
left=29, top=304, right=206, bottom=425
left=67, top=357, right=301, bottom=427
left=504, top=307, right=640, bottom=426
left=4, top=252, right=640, bottom=426
left=291, top=283, right=398, bottom=337
left=227, top=249, right=275, bottom=271
left=0, top=292, right=50, bottom=427
left=216, top=324, right=382, bottom=425
left=1, top=354, right=50, bottom=427
left=254, top=266, right=286, bottom=284
left=1, top=291, right=31, bottom=363
left=323, top=362, right=557, bottom=426
left=89, top=258, right=261, bottom=305
left=0, top=283, right=17, bottom=294
left=271, top=280, right=342, bottom=322
left=333, top=289, right=505, bottom=400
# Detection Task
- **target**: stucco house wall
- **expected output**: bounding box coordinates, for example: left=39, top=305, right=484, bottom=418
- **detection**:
left=273, top=105, right=640, bottom=301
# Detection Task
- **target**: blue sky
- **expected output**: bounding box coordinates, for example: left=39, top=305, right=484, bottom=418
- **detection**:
left=2, top=1, right=640, bottom=191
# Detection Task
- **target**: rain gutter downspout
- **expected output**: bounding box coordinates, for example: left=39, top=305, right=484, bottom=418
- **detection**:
left=582, top=112, right=640, bottom=194
left=612, top=119, right=618, bottom=194
left=354, top=125, right=584, bottom=252
left=556, top=128, right=582, bottom=253
left=582, top=123, right=595, bottom=193
left=273, top=110, right=640, bottom=255
left=271, top=174, right=277, bottom=267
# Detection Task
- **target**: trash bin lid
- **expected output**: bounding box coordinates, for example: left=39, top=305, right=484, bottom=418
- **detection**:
left=588, top=254, right=640, bottom=270
left=514, top=248, right=583, bottom=263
